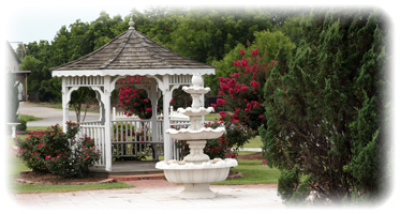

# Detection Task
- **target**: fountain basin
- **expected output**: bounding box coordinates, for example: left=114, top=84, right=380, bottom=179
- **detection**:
left=156, top=158, right=238, bottom=183
left=166, top=127, right=225, bottom=140
left=156, top=158, right=238, bottom=198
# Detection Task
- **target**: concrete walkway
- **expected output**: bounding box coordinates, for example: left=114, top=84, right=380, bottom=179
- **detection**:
left=18, top=102, right=101, bottom=127
left=9, top=181, right=284, bottom=210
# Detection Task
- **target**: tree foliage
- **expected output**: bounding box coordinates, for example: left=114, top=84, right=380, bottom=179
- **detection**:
left=19, top=7, right=306, bottom=102
left=260, top=8, right=390, bottom=205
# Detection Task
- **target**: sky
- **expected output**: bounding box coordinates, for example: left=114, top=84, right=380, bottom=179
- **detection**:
left=1, top=0, right=400, bottom=212
left=3, top=0, right=149, bottom=49
left=1, top=1, right=398, bottom=49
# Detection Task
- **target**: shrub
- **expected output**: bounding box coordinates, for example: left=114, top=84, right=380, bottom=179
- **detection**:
left=15, top=122, right=100, bottom=178
left=16, top=118, right=27, bottom=131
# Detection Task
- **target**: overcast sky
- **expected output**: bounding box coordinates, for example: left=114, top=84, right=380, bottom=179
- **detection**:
left=2, top=0, right=150, bottom=49
left=1, top=1, right=398, bottom=49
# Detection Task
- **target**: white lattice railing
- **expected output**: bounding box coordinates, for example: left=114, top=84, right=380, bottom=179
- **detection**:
left=77, top=121, right=106, bottom=166
left=111, top=119, right=164, bottom=160
left=76, top=117, right=191, bottom=163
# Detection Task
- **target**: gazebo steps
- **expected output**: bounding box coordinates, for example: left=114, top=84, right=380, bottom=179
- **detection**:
left=89, top=160, right=164, bottom=178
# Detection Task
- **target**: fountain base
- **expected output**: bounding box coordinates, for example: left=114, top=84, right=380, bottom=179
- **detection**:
left=156, top=158, right=238, bottom=199
left=180, top=183, right=214, bottom=199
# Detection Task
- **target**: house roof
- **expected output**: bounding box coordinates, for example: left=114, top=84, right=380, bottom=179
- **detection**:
left=51, top=19, right=214, bottom=77
left=7, top=42, right=21, bottom=64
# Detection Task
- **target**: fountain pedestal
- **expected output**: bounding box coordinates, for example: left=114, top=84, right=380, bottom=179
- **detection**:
left=183, top=140, right=209, bottom=163
left=156, top=74, right=238, bottom=199
left=180, top=184, right=215, bottom=199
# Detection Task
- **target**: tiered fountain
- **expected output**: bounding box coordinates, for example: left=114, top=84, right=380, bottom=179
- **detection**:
left=156, top=74, right=238, bottom=199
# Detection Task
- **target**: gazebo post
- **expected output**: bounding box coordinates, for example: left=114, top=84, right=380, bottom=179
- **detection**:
left=162, top=75, right=173, bottom=161
left=61, top=77, right=69, bottom=133
left=95, top=91, right=105, bottom=124
left=103, top=76, right=113, bottom=171
left=149, top=79, right=160, bottom=159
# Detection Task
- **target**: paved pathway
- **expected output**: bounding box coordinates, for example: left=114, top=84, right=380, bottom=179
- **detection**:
left=9, top=181, right=283, bottom=210
left=18, top=102, right=100, bottom=127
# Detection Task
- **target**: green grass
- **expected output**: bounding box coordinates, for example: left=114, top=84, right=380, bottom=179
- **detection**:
left=243, top=136, right=263, bottom=148
left=212, top=160, right=280, bottom=185
left=18, top=114, right=43, bottom=122
left=10, top=182, right=133, bottom=194
left=26, top=126, right=48, bottom=131
left=204, top=113, right=220, bottom=121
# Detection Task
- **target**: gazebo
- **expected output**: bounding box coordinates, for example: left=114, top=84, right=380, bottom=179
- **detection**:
left=50, top=19, right=215, bottom=173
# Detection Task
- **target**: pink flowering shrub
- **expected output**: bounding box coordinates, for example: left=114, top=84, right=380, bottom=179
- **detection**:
left=16, top=122, right=100, bottom=178
left=216, top=48, right=274, bottom=132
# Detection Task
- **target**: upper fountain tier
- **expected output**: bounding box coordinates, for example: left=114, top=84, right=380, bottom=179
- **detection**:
left=177, top=107, right=214, bottom=117
left=182, top=86, right=211, bottom=95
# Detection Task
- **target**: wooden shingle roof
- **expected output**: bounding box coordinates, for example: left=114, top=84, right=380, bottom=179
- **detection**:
left=51, top=23, right=214, bottom=77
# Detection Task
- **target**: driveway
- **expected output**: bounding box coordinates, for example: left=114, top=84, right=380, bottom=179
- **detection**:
left=18, top=102, right=101, bottom=127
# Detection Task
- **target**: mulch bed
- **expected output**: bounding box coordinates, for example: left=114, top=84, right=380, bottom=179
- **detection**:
left=236, top=152, right=264, bottom=160
left=15, top=170, right=116, bottom=185
left=16, top=130, right=46, bottom=135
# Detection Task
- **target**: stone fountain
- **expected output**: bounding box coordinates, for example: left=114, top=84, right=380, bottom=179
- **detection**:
left=156, top=74, right=238, bottom=199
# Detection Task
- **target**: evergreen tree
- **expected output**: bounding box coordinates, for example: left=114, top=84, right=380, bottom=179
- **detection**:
left=260, top=8, right=390, bottom=205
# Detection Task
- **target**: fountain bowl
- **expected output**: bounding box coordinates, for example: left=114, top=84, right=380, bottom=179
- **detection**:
left=156, top=158, right=238, bottom=198
left=166, top=127, right=225, bottom=140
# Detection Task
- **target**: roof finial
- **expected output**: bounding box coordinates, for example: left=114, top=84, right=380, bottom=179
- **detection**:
left=129, top=17, right=135, bottom=30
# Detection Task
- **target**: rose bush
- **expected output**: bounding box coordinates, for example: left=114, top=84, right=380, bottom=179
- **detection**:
left=15, top=122, right=100, bottom=178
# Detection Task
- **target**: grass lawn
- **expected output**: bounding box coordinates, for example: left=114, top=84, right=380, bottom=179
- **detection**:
left=212, top=160, right=280, bottom=185
left=18, top=114, right=43, bottom=122
left=204, top=113, right=220, bottom=121
left=26, top=126, right=48, bottom=131
left=243, top=136, right=263, bottom=148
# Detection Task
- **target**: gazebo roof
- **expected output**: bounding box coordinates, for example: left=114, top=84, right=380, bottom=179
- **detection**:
left=51, top=19, right=214, bottom=77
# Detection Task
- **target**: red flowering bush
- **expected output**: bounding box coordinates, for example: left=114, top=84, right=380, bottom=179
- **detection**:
left=117, top=76, right=162, bottom=119
left=215, top=48, right=274, bottom=132
left=16, top=122, right=100, bottom=178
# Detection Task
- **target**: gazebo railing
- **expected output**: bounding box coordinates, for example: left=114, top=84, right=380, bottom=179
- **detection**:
left=76, top=119, right=192, bottom=164
left=77, top=121, right=106, bottom=166
left=111, top=119, right=164, bottom=160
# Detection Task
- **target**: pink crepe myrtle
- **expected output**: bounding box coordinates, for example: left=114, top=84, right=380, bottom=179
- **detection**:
left=215, top=48, right=275, bottom=131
